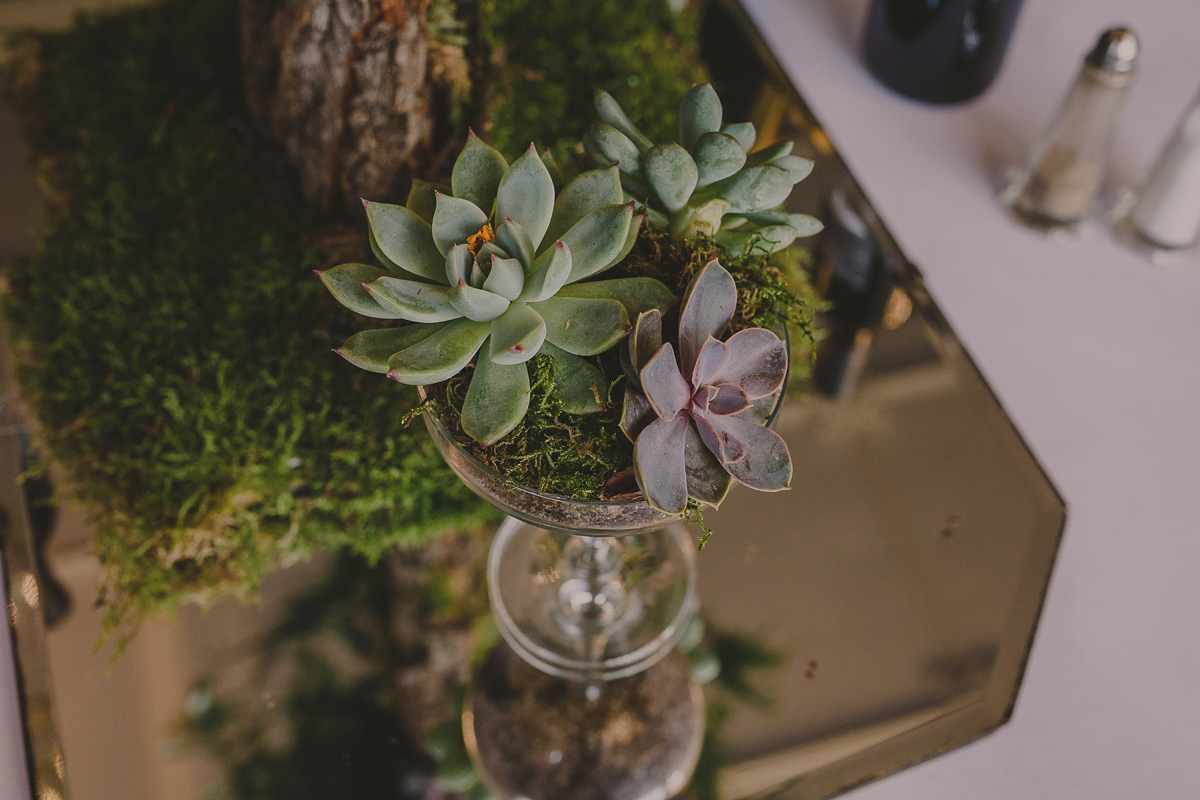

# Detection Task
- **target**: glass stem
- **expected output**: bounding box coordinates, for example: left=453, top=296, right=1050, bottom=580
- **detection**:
left=556, top=536, right=627, bottom=670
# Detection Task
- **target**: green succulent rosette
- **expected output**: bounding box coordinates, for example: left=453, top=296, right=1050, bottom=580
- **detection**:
left=319, top=133, right=676, bottom=445
left=587, top=83, right=823, bottom=253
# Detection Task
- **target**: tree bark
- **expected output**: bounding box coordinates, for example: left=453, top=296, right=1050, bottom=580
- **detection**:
left=241, top=0, right=447, bottom=214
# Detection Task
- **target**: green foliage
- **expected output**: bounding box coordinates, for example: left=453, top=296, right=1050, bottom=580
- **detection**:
left=0, top=0, right=492, bottom=640
left=480, top=0, right=707, bottom=176
left=0, top=0, right=715, bottom=633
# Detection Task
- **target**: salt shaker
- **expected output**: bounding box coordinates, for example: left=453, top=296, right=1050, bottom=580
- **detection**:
left=1119, top=87, right=1200, bottom=256
left=1000, top=27, right=1138, bottom=233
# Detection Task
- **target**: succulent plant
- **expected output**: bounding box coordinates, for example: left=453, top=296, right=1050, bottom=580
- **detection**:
left=318, top=133, right=676, bottom=446
left=586, top=83, right=823, bottom=253
left=620, top=259, right=792, bottom=514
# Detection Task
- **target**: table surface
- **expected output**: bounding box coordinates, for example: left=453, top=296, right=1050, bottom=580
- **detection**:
left=1, top=1, right=1197, bottom=797
left=742, top=0, right=1200, bottom=797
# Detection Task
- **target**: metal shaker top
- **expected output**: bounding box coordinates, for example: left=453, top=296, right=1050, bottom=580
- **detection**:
left=1086, top=27, right=1139, bottom=74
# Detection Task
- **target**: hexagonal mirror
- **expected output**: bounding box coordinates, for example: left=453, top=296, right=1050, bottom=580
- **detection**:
left=0, top=1, right=1064, bottom=798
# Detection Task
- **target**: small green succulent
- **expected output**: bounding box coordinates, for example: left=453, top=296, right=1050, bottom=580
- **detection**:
left=586, top=83, right=822, bottom=253
left=318, top=133, right=675, bottom=445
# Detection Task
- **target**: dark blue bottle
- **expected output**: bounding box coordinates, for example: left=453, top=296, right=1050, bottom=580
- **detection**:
left=863, top=0, right=1025, bottom=104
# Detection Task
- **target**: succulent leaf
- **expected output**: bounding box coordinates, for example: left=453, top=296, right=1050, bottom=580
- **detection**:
left=557, top=276, right=675, bottom=321
left=405, top=179, right=448, bottom=224
left=644, top=143, right=698, bottom=213
left=588, top=124, right=643, bottom=175
left=700, top=165, right=794, bottom=214
left=432, top=194, right=488, bottom=256
left=447, top=282, right=510, bottom=322
left=317, top=264, right=403, bottom=319
left=445, top=244, right=471, bottom=286
left=745, top=140, right=793, bottom=166
left=483, top=256, right=526, bottom=301
left=771, top=155, right=815, bottom=183
left=721, top=121, right=757, bottom=152
left=496, top=145, right=555, bottom=249
left=611, top=211, right=645, bottom=266
left=704, top=413, right=792, bottom=491
left=519, top=241, right=572, bottom=303
left=386, top=318, right=490, bottom=384
left=460, top=354, right=530, bottom=446
left=476, top=240, right=512, bottom=264
left=627, top=309, right=664, bottom=379
left=678, top=198, right=731, bottom=239
left=452, top=134, right=508, bottom=214
left=679, top=259, right=737, bottom=376
left=560, top=202, right=634, bottom=283
left=494, top=218, right=535, bottom=271
left=619, top=387, right=656, bottom=441
left=679, top=83, right=723, bottom=151
left=691, top=336, right=732, bottom=387
left=715, top=224, right=798, bottom=256
left=540, top=147, right=566, bottom=191
left=334, top=322, right=450, bottom=373
left=694, top=131, right=747, bottom=189
left=594, top=89, right=653, bottom=152
left=364, top=201, right=444, bottom=282
left=534, top=295, right=630, bottom=356
left=704, top=384, right=751, bottom=416
left=487, top=302, right=546, bottom=365
left=369, top=227, right=404, bottom=273
left=365, top=276, right=460, bottom=322
left=711, top=328, right=788, bottom=398
left=640, top=343, right=690, bottom=420
left=541, top=342, right=608, bottom=413
left=468, top=259, right=487, bottom=289
left=545, top=165, right=624, bottom=246
left=738, top=211, right=824, bottom=236
left=633, top=415, right=690, bottom=514
left=683, top=424, right=733, bottom=507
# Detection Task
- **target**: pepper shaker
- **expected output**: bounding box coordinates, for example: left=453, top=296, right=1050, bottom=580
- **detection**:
left=1000, top=27, right=1138, bottom=234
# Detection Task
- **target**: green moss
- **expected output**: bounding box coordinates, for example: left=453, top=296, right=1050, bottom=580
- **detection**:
left=2, top=0, right=492, bottom=641
left=479, top=0, right=706, bottom=175
left=431, top=354, right=634, bottom=500
left=1, top=0, right=711, bottom=636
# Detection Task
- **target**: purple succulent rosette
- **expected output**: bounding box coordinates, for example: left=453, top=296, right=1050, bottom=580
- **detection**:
left=620, top=259, right=792, bottom=514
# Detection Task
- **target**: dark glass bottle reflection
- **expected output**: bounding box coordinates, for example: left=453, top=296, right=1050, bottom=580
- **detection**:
left=863, top=0, right=1025, bottom=104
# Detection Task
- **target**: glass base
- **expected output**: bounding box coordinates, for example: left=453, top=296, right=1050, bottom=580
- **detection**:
left=488, top=517, right=698, bottom=681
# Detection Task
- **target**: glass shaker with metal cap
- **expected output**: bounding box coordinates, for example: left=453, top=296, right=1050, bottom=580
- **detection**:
left=1000, top=27, right=1139, bottom=233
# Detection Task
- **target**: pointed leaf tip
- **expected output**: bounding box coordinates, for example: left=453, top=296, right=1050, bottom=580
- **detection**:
left=361, top=198, right=369, bottom=208
left=467, top=127, right=477, bottom=137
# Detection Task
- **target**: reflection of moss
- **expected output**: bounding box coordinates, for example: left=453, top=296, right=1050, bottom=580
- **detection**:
left=1, top=0, right=709, bottom=635
left=182, top=555, right=435, bottom=800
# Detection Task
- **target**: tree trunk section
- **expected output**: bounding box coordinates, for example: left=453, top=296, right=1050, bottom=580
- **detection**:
left=240, top=0, right=438, bottom=214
